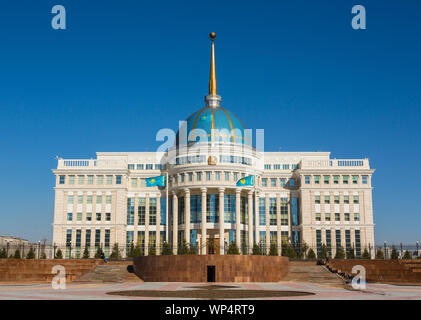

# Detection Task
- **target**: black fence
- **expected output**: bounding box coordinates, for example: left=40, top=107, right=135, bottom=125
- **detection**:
left=1, top=242, right=420, bottom=260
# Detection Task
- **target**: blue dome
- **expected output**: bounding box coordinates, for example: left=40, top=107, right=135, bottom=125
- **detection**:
left=177, top=106, right=250, bottom=146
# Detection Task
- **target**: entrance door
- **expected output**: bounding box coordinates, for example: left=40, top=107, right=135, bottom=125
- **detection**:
left=207, top=266, right=215, bottom=282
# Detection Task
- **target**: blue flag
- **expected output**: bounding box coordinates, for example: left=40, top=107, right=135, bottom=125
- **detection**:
left=145, top=175, right=166, bottom=187
left=236, top=175, right=254, bottom=187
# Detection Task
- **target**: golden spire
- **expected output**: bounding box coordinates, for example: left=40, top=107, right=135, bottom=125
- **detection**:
left=209, top=32, right=217, bottom=95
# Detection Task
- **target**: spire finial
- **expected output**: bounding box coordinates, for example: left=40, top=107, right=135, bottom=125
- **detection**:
left=209, top=32, right=217, bottom=95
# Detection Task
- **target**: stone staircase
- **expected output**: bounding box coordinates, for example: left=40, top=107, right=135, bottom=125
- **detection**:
left=74, top=261, right=142, bottom=283
left=283, top=261, right=345, bottom=288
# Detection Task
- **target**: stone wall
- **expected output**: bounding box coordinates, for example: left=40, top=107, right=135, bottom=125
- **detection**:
left=133, top=255, right=289, bottom=282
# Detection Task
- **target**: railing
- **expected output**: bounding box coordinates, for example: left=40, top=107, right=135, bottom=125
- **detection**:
left=300, top=159, right=370, bottom=169
left=1, top=243, right=420, bottom=260
left=57, top=159, right=127, bottom=170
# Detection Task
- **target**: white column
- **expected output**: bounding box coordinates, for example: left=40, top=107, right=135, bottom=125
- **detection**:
left=145, top=194, right=150, bottom=256
left=235, top=188, right=241, bottom=250
left=219, top=188, right=225, bottom=255
left=172, top=192, right=178, bottom=255
left=184, top=188, right=190, bottom=245
left=276, top=194, right=281, bottom=256
left=156, top=193, right=161, bottom=255
left=248, top=190, right=253, bottom=254
left=201, top=188, right=207, bottom=255
left=265, top=193, right=270, bottom=254
left=254, top=191, right=260, bottom=245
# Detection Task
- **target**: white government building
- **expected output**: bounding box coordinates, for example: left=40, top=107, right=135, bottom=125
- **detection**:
left=52, top=33, right=375, bottom=258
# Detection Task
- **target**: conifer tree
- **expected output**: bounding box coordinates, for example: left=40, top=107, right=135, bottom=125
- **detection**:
left=334, top=246, right=345, bottom=259
left=269, top=243, right=278, bottom=256
left=26, top=247, right=35, bottom=259
left=307, top=248, right=316, bottom=260
left=227, top=242, right=240, bottom=255
left=55, top=249, right=63, bottom=259
left=391, top=246, right=399, bottom=260
left=361, top=248, right=371, bottom=259
left=375, top=248, right=384, bottom=259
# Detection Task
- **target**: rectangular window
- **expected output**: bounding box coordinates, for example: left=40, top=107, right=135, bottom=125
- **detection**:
left=353, top=176, right=358, bottom=184
left=86, top=213, right=92, bottom=221
left=59, top=175, right=65, bottom=184
left=362, top=176, right=368, bottom=184
left=271, top=179, right=277, bottom=187
left=106, top=195, right=112, bottom=204
left=189, top=172, right=193, bottom=181
left=315, top=195, right=320, bottom=204
left=69, top=176, right=75, bottom=184
left=96, top=195, right=102, bottom=204
left=344, top=213, right=350, bottom=221
left=131, top=179, right=137, bottom=187
left=262, top=178, right=267, bottom=187
left=77, top=212, right=82, bottom=221
left=146, top=164, right=153, bottom=170
left=67, top=213, right=73, bottom=221
left=137, top=164, right=144, bottom=170
left=207, top=194, right=219, bottom=223
left=324, top=196, right=330, bottom=204
left=206, top=172, right=211, bottom=181
left=106, top=175, right=112, bottom=184
left=77, top=196, right=82, bottom=205
left=95, top=230, right=101, bottom=248
left=333, top=176, right=339, bottom=184
left=128, top=164, right=135, bottom=170
left=314, top=176, right=320, bottom=184
left=78, top=175, right=84, bottom=184
left=224, top=194, right=235, bottom=223
left=138, top=198, right=146, bottom=225
left=345, top=230, right=351, bottom=254
left=106, top=212, right=111, bottom=221
left=127, top=198, right=134, bottom=225
left=180, top=173, right=185, bottom=183
left=68, top=195, right=74, bottom=204
left=280, top=198, right=288, bottom=225
left=344, top=196, right=349, bottom=204
left=280, top=179, right=286, bottom=187
left=355, top=230, right=361, bottom=258
left=87, top=195, right=92, bottom=204
left=343, top=176, right=349, bottom=184
left=326, top=230, right=332, bottom=256
left=335, top=213, right=340, bottom=221
left=97, top=175, right=103, bottom=184
left=85, top=230, right=91, bottom=248
left=259, top=198, right=266, bottom=225
left=116, top=176, right=122, bottom=184
left=233, top=172, right=238, bottom=182
left=354, top=196, right=359, bottom=204
left=66, top=229, right=72, bottom=247
left=269, top=198, right=276, bottom=225
left=316, top=230, right=322, bottom=257
left=334, top=195, right=339, bottom=204
left=96, top=213, right=101, bottom=221
left=149, top=198, right=157, bottom=225
left=315, top=212, right=321, bottom=221
left=335, top=230, right=341, bottom=250
left=215, top=172, right=220, bottom=181
left=354, top=212, right=360, bottom=221
left=161, top=197, right=166, bottom=226
left=324, top=176, right=329, bottom=184
left=325, top=212, right=331, bottom=221
left=289, top=179, right=295, bottom=187
left=305, top=176, right=310, bottom=184
left=197, top=172, right=202, bottom=181
left=225, top=172, right=229, bottom=181
left=87, top=175, right=93, bottom=184
left=105, top=230, right=110, bottom=248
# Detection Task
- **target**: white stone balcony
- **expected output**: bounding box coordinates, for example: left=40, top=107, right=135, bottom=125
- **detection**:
left=300, top=158, right=370, bottom=170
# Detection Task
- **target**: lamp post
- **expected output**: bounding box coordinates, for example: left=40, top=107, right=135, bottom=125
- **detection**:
left=384, top=241, right=387, bottom=260
left=417, top=241, right=419, bottom=257
left=38, top=241, right=41, bottom=259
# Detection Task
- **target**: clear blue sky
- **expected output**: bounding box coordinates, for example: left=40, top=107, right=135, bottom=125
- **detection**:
left=0, top=1, right=420, bottom=244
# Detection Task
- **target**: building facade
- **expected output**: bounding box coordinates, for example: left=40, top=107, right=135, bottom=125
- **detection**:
left=52, top=33, right=375, bottom=258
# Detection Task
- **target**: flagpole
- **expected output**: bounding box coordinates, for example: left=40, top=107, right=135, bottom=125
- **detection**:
left=166, top=171, right=169, bottom=243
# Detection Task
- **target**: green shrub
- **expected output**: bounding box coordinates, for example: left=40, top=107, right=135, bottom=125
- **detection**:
left=94, top=247, right=102, bottom=259
left=307, top=248, right=316, bottom=259
left=347, top=247, right=355, bottom=259
left=334, top=246, right=345, bottom=259
left=148, top=245, right=156, bottom=256
left=188, top=244, right=196, bottom=255
left=391, top=246, right=399, bottom=260
left=0, top=248, right=7, bottom=258
left=109, top=243, right=121, bottom=260
left=227, top=242, right=240, bottom=255
left=55, top=249, right=63, bottom=259
left=82, top=246, right=90, bottom=259
left=133, top=243, right=142, bottom=257
left=375, top=248, right=384, bottom=259
left=26, top=247, right=36, bottom=259
left=361, top=248, right=371, bottom=259
left=128, top=241, right=135, bottom=258
left=269, top=243, right=278, bottom=256
left=177, top=240, right=189, bottom=255
left=403, top=250, right=411, bottom=259
left=161, top=242, right=173, bottom=255
left=252, top=243, right=261, bottom=255
left=40, top=253, right=47, bottom=259
left=318, top=244, right=329, bottom=260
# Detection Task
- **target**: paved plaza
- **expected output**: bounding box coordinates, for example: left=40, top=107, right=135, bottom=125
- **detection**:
left=0, top=281, right=420, bottom=300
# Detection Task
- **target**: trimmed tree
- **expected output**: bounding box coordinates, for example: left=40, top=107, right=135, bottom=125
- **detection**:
left=361, top=248, right=371, bottom=259
left=403, top=250, right=411, bottom=260
left=133, top=242, right=142, bottom=257
left=391, top=246, right=399, bottom=260
left=161, top=242, right=173, bottom=255
left=269, top=243, right=278, bottom=256
left=148, top=245, right=156, bottom=256
left=55, top=249, right=63, bottom=259
left=284, top=243, right=297, bottom=259
left=82, top=246, right=90, bottom=259
left=94, top=247, right=102, bottom=259
left=109, top=243, right=121, bottom=260
left=26, top=247, right=36, bottom=259
left=334, top=246, right=345, bottom=259
left=0, top=248, right=7, bottom=258
left=13, top=249, right=21, bottom=259
left=227, top=242, right=240, bottom=255
left=128, top=241, right=135, bottom=258
left=252, top=243, right=261, bottom=255
left=177, top=240, right=189, bottom=255
left=319, top=244, right=329, bottom=260
left=299, top=242, right=309, bottom=259
left=307, top=248, right=316, bottom=260
left=375, top=248, right=384, bottom=259
left=347, top=247, right=355, bottom=259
